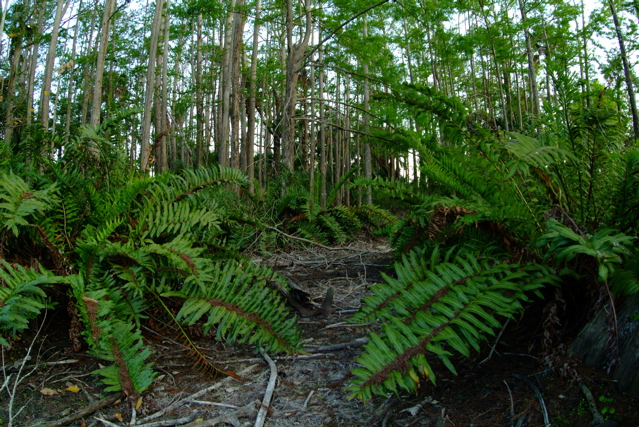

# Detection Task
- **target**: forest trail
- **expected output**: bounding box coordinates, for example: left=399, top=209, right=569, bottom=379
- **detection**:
left=1, top=240, right=637, bottom=426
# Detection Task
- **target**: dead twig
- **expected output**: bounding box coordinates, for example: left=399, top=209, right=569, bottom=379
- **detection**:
left=512, top=374, right=550, bottom=427
left=305, top=337, right=368, bottom=353
left=181, top=401, right=259, bottom=427
left=263, top=225, right=354, bottom=251
left=480, top=319, right=509, bottom=364
left=579, top=383, right=605, bottom=425
left=503, top=380, right=515, bottom=427
left=126, top=413, right=200, bottom=427
left=136, top=364, right=259, bottom=425
left=255, top=349, right=278, bottom=427
left=44, top=393, right=122, bottom=427
left=303, top=390, right=315, bottom=408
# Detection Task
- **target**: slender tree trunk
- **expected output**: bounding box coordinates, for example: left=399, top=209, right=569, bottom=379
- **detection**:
left=319, top=47, right=327, bottom=208
left=363, top=17, right=372, bottom=205
left=0, top=0, right=10, bottom=60
left=158, top=0, right=171, bottom=173
left=608, top=0, right=639, bottom=140
left=64, top=0, right=83, bottom=141
left=230, top=0, right=245, bottom=169
left=518, top=0, right=541, bottom=118
left=3, top=36, right=23, bottom=146
left=90, top=0, right=116, bottom=129
left=281, top=0, right=312, bottom=172
left=26, top=0, right=45, bottom=126
left=195, top=14, right=204, bottom=167
left=246, top=0, right=262, bottom=193
left=219, top=0, right=236, bottom=166
left=80, top=7, right=97, bottom=126
left=40, top=0, right=68, bottom=135
left=139, top=0, right=164, bottom=171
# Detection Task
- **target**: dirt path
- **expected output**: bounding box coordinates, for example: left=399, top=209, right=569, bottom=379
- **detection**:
left=1, top=241, right=637, bottom=426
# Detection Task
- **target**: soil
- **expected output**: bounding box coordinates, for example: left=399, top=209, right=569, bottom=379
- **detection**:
left=1, top=240, right=638, bottom=427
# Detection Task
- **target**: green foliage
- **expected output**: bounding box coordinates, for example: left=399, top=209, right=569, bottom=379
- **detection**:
left=166, top=260, right=300, bottom=354
left=347, top=247, right=559, bottom=401
left=263, top=172, right=397, bottom=246
left=0, top=172, right=58, bottom=237
left=347, top=78, right=639, bottom=403
left=0, top=162, right=301, bottom=396
left=0, top=261, right=57, bottom=347
left=538, top=219, right=635, bottom=282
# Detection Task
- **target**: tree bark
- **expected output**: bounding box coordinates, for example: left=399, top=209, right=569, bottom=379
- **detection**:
left=139, top=0, right=164, bottom=171
left=246, top=0, right=262, bottom=193
left=40, top=0, right=68, bottom=135
left=90, top=0, right=116, bottom=129
left=280, top=0, right=312, bottom=172
left=518, top=0, right=541, bottom=118
left=363, top=17, right=372, bottom=205
left=608, top=0, right=639, bottom=141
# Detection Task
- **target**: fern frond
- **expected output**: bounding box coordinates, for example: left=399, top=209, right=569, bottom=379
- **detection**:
left=347, top=248, right=558, bottom=401
left=0, top=261, right=58, bottom=342
left=326, top=167, right=359, bottom=207
left=166, top=260, right=301, bottom=354
left=91, top=319, right=156, bottom=398
left=0, top=172, right=58, bottom=237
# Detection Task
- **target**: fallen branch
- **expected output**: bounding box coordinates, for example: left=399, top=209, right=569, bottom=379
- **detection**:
left=43, top=393, right=122, bottom=427
left=579, top=383, right=605, bottom=425
left=128, top=413, right=200, bottom=427
left=181, top=401, right=259, bottom=427
left=215, top=353, right=331, bottom=365
left=480, top=319, right=509, bottom=364
left=305, top=337, right=368, bottom=353
left=512, top=374, right=550, bottom=427
left=136, top=364, right=259, bottom=425
left=263, top=225, right=353, bottom=251
left=255, top=349, right=278, bottom=427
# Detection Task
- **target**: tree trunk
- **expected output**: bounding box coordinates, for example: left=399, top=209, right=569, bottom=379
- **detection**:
left=608, top=0, right=639, bottom=141
left=139, top=0, right=164, bottom=171
left=281, top=0, right=312, bottom=172
left=158, top=0, right=170, bottom=173
left=64, top=0, right=83, bottom=142
left=518, top=0, right=541, bottom=119
left=26, top=0, right=45, bottom=126
left=319, top=47, right=327, bottom=208
left=219, top=0, right=236, bottom=167
left=40, top=0, right=68, bottom=135
left=363, top=18, right=372, bottom=205
left=90, top=0, right=116, bottom=129
left=246, top=0, right=262, bottom=193
left=230, top=0, right=245, bottom=169
left=195, top=14, right=204, bottom=167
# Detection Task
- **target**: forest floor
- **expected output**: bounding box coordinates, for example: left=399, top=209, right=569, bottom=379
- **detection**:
left=1, top=238, right=638, bottom=427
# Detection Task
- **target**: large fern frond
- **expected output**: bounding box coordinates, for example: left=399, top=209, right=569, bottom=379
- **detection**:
left=0, top=261, right=58, bottom=345
left=0, top=172, right=58, bottom=237
left=347, top=248, right=558, bottom=401
left=166, top=260, right=301, bottom=354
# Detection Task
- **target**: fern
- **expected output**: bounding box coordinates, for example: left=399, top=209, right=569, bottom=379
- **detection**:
left=609, top=248, right=639, bottom=297
left=347, top=248, right=558, bottom=401
left=165, top=260, right=301, bottom=354
left=0, top=261, right=58, bottom=346
left=538, top=219, right=635, bottom=282
left=0, top=172, right=58, bottom=237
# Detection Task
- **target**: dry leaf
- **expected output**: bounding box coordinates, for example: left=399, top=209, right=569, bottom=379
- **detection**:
left=64, top=385, right=81, bottom=393
left=39, top=388, right=58, bottom=396
left=114, top=413, right=123, bottom=422
left=135, top=396, right=143, bottom=410
left=80, top=422, right=86, bottom=427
